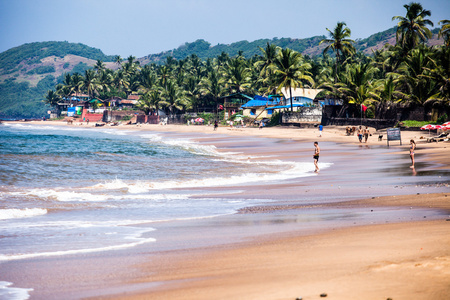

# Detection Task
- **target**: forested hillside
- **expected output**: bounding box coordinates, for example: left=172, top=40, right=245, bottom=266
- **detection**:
left=0, top=42, right=116, bottom=118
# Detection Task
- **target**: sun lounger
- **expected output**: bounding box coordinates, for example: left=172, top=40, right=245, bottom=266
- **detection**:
left=427, top=132, right=449, bottom=142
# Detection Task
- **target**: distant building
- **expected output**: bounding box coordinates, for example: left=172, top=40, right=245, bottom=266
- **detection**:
left=221, top=93, right=253, bottom=119
left=241, top=95, right=283, bottom=119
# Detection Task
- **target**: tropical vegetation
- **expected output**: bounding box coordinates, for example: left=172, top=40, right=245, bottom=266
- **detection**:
left=1, top=2, right=448, bottom=122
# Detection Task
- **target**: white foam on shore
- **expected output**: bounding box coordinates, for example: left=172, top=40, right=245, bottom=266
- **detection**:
left=0, top=236, right=156, bottom=261
left=147, top=161, right=331, bottom=190
left=0, top=281, right=33, bottom=300
left=0, top=208, right=47, bottom=220
left=10, top=188, right=110, bottom=202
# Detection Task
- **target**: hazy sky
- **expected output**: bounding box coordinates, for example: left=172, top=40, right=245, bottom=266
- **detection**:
left=0, top=0, right=448, bottom=58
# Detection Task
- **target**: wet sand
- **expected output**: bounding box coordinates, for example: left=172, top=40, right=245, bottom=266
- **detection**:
left=3, top=121, right=450, bottom=300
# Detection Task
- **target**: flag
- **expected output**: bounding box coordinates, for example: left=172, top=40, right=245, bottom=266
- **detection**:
left=361, top=104, right=368, bottom=112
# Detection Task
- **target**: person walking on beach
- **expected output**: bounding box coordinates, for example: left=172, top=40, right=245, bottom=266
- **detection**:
left=313, top=141, right=320, bottom=173
left=318, top=124, right=323, bottom=137
left=410, top=139, right=416, bottom=168
left=214, top=120, right=218, bottom=131
left=364, top=126, right=370, bottom=143
left=357, top=126, right=363, bottom=143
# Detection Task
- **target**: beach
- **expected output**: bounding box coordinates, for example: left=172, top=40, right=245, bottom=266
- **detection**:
left=1, top=121, right=449, bottom=300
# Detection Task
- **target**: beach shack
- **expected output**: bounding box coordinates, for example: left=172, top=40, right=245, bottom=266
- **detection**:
left=241, top=95, right=283, bottom=119
left=221, top=93, right=253, bottom=120
left=278, top=88, right=323, bottom=109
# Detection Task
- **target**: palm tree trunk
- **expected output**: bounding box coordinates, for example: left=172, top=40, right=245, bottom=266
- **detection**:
left=290, top=86, right=293, bottom=112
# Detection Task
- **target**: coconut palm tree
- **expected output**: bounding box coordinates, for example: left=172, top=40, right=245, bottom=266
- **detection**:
left=438, top=19, right=450, bottom=47
left=392, top=2, right=433, bottom=51
left=94, top=60, right=106, bottom=73
left=396, top=46, right=437, bottom=106
left=320, top=22, right=355, bottom=80
left=200, top=68, right=223, bottom=114
left=254, top=43, right=279, bottom=77
left=79, top=69, right=101, bottom=100
left=222, top=57, right=252, bottom=94
left=271, top=48, right=314, bottom=111
left=114, top=55, right=122, bottom=68
left=44, top=90, right=61, bottom=108
left=161, top=80, right=189, bottom=115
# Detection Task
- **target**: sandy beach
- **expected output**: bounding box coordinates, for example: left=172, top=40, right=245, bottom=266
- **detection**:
left=3, top=120, right=450, bottom=300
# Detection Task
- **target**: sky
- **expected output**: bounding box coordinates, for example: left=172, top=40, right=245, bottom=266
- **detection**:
left=0, top=0, right=448, bottom=58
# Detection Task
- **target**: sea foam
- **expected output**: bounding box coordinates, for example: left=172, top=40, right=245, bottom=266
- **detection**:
left=0, top=208, right=47, bottom=220
left=0, top=281, right=33, bottom=300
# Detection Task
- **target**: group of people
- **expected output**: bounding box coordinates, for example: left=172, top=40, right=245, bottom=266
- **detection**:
left=313, top=125, right=418, bottom=173
left=357, top=126, right=371, bottom=143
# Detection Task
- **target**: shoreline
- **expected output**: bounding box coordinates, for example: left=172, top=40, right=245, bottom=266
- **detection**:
left=2, top=121, right=450, bottom=299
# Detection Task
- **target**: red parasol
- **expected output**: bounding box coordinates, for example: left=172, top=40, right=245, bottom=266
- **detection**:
left=421, top=124, right=436, bottom=135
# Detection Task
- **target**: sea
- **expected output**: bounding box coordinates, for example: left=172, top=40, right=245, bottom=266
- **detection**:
left=0, top=123, right=326, bottom=299
left=1, top=123, right=449, bottom=299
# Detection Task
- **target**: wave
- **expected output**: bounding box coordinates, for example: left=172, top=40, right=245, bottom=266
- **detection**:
left=0, top=236, right=156, bottom=262
left=0, top=208, right=47, bottom=220
left=10, top=188, right=110, bottom=202
left=0, top=281, right=33, bottom=300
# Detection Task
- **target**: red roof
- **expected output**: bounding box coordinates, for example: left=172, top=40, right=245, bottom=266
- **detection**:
left=121, top=100, right=137, bottom=104
left=127, top=94, right=140, bottom=100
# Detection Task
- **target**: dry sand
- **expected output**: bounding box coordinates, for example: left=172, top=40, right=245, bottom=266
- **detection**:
left=7, top=120, right=450, bottom=300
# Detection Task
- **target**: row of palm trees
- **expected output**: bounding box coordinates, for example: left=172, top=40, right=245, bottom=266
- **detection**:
left=45, top=2, right=449, bottom=120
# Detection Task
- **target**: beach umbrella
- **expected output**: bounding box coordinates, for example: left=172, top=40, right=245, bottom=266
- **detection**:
left=442, top=121, right=450, bottom=126
left=195, top=118, right=204, bottom=123
left=420, top=124, right=435, bottom=135
left=420, top=124, right=435, bottom=130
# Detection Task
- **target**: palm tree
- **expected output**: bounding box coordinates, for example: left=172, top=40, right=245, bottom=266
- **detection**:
left=392, top=2, right=433, bottom=51
left=79, top=69, right=101, bottom=100
left=94, top=60, right=106, bottom=73
left=185, top=76, right=201, bottom=111
left=397, top=46, right=437, bottom=106
left=320, top=22, right=355, bottom=80
left=271, top=48, right=314, bottom=111
left=438, top=19, right=450, bottom=47
left=338, top=63, right=378, bottom=112
left=44, top=90, right=61, bottom=108
left=254, top=43, right=279, bottom=94
left=114, top=55, right=122, bottom=69
left=222, top=57, right=252, bottom=94
left=423, top=46, right=450, bottom=110
left=200, top=68, right=223, bottom=114
left=161, top=80, right=189, bottom=115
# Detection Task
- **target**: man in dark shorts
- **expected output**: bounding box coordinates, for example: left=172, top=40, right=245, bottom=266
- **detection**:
left=357, top=126, right=363, bottom=143
left=313, top=141, right=320, bottom=173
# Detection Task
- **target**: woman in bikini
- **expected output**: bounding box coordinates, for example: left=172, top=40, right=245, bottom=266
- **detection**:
left=410, top=139, right=416, bottom=168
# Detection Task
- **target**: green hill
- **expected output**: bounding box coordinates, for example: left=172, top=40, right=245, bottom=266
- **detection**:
left=0, top=41, right=116, bottom=119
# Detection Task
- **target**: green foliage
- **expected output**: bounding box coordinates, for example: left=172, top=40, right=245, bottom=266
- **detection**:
left=0, top=75, right=55, bottom=119
left=197, top=112, right=215, bottom=123
left=437, top=113, right=448, bottom=124
left=70, top=62, right=91, bottom=74
left=148, top=36, right=326, bottom=63
left=400, top=120, right=436, bottom=127
left=0, top=41, right=114, bottom=74
left=355, top=27, right=397, bottom=49
left=268, top=111, right=281, bottom=126
left=26, top=65, right=55, bottom=75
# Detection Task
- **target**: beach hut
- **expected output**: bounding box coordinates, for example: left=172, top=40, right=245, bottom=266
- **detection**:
left=279, top=88, right=323, bottom=108
left=241, top=95, right=283, bottom=119
left=221, top=93, right=253, bottom=120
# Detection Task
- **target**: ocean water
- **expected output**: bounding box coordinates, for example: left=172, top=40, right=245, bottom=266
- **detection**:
left=0, top=123, right=318, bottom=263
